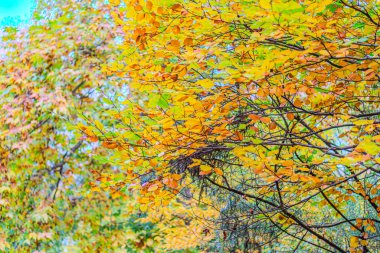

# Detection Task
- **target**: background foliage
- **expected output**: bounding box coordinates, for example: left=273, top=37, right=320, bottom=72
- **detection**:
left=1, top=0, right=380, bottom=252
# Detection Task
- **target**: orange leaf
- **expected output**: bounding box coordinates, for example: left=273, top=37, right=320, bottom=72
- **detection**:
left=235, top=131, right=243, bottom=141
left=170, top=40, right=180, bottom=48
left=89, top=136, right=98, bottom=142
left=169, top=179, right=178, bottom=189
left=250, top=126, right=259, bottom=132
left=157, top=7, right=164, bottom=14
left=269, top=122, right=277, bottom=130
left=286, top=113, right=295, bottom=120
left=282, top=160, right=294, bottom=167
left=172, top=174, right=182, bottom=180
left=248, top=114, right=260, bottom=122
left=171, top=4, right=182, bottom=12
left=260, top=117, right=271, bottom=124
left=172, top=25, right=181, bottom=34
left=134, top=5, right=143, bottom=11
left=294, top=99, right=302, bottom=107
left=146, top=1, right=153, bottom=10
left=214, top=168, right=223, bottom=176
left=102, top=141, right=118, bottom=149
left=184, top=38, right=193, bottom=46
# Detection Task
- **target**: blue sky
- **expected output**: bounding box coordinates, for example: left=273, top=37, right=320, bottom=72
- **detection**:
left=0, top=0, right=34, bottom=26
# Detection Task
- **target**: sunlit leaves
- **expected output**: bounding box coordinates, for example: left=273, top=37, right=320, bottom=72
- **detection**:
left=87, top=0, right=380, bottom=251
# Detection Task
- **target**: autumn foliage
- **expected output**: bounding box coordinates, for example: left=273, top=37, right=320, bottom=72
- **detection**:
left=1, top=0, right=380, bottom=252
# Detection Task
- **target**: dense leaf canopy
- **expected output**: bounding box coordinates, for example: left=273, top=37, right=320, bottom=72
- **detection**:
left=1, top=0, right=380, bottom=252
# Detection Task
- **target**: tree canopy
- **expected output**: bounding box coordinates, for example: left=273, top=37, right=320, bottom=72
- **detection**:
left=1, top=0, right=380, bottom=252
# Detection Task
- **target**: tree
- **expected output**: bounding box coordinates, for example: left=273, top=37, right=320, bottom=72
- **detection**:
left=90, top=0, right=380, bottom=252
left=0, top=1, right=162, bottom=252
left=0, top=1, right=215, bottom=252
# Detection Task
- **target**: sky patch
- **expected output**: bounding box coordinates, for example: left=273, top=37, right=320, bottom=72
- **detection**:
left=0, top=0, right=34, bottom=27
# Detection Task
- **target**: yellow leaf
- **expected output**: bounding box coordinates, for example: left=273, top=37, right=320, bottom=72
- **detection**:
left=350, top=236, right=359, bottom=248
left=196, top=79, right=214, bottom=89
left=140, top=205, right=148, bottom=212
left=109, top=0, right=120, bottom=6
left=200, top=165, right=213, bottom=175
left=251, top=138, right=262, bottom=144
left=189, top=159, right=202, bottom=168
left=172, top=174, right=182, bottom=180
left=111, top=191, right=121, bottom=199
left=138, top=197, right=149, bottom=204
left=356, top=140, right=380, bottom=156
left=361, top=239, right=368, bottom=246
left=259, top=0, right=271, bottom=9
left=354, top=119, right=374, bottom=126
left=148, top=184, right=159, bottom=192
left=146, top=238, right=154, bottom=247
